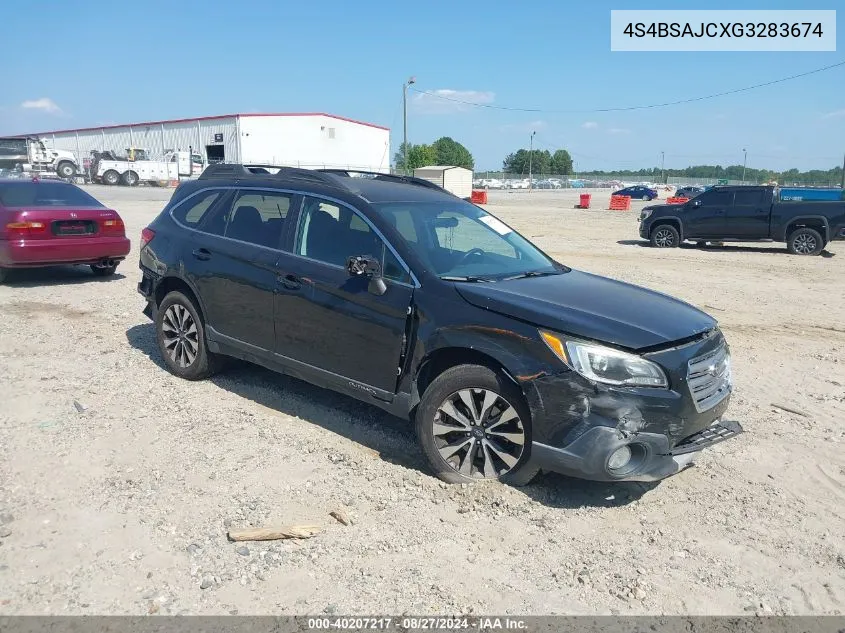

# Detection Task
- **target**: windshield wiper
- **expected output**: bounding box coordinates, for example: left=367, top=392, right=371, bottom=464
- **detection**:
left=500, top=270, right=561, bottom=281
left=440, top=275, right=495, bottom=283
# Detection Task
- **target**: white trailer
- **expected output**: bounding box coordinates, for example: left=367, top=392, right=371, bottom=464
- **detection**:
left=413, top=166, right=473, bottom=199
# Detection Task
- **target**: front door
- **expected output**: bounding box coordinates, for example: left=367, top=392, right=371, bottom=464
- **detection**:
left=684, top=189, right=734, bottom=238
left=726, top=188, right=770, bottom=238
left=186, top=188, right=297, bottom=351
left=274, top=195, right=414, bottom=393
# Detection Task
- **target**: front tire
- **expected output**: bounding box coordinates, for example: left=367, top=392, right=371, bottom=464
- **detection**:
left=415, top=364, right=538, bottom=486
left=650, top=224, right=680, bottom=248
left=155, top=291, right=221, bottom=380
left=56, top=162, right=75, bottom=178
left=786, top=227, right=824, bottom=256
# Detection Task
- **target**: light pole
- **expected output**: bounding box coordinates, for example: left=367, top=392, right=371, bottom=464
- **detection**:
left=741, top=148, right=747, bottom=184
left=528, top=131, right=536, bottom=192
left=660, top=151, right=665, bottom=184
left=402, top=76, right=416, bottom=175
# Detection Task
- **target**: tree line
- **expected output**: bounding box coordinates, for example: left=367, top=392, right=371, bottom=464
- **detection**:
left=575, top=164, right=843, bottom=184
left=392, top=137, right=843, bottom=186
left=394, top=137, right=474, bottom=172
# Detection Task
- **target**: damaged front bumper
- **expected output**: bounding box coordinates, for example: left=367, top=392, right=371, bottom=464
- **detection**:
left=521, top=327, right=743, bottom=482
left=530, top=418, right=743, bottom=482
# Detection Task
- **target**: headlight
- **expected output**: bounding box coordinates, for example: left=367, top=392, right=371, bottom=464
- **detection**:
left=640, top=208, right=654, bottom=221
left=539, top=331, right=668, bottom=388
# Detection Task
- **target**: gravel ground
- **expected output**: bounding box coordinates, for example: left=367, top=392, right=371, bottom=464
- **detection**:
left=0, top=185, right=843, bottom=616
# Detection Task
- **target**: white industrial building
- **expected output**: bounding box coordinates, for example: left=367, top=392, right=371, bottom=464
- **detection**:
left=25, top=112, right=391, bottom=173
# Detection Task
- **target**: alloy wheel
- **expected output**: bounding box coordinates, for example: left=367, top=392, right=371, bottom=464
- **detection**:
left=792, top=233, right=816, bottom=254
left=654, top=228, right=675, bottom=247
left=161, top=304, right=199, bottom=368
left=433, top=388, right=525, bottom=479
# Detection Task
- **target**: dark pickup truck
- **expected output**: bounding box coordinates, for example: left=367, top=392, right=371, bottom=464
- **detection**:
left=638, top=185, right=845, bottom=255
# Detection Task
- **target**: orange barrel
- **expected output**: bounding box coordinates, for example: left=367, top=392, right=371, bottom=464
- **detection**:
left=579, top=193, right=591, bottom=208
left=471, top=190, right=488, bottom=204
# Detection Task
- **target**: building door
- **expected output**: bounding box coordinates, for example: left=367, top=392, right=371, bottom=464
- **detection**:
left=205, top=144, right=225, bottom=164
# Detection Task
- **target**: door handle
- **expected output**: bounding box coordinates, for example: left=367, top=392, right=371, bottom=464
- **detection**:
left=192, top=248, right=211, bottom=261
left=279, top=273, right=301, bottom=290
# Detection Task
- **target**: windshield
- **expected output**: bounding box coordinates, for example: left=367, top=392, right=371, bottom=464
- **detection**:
left=0, top=182, right=105, bottom=207
left=371, top=200, right=561, bottom=280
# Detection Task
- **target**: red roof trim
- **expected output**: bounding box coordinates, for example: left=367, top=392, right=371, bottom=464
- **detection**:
left=24, top=112, right=389, bottom=136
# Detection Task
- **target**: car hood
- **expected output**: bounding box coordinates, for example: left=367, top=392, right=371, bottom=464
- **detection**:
left=453, top=270, right=717, bottom=350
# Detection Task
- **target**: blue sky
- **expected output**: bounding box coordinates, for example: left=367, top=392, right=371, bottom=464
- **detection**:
left=1, top=0, right=843, bottom=172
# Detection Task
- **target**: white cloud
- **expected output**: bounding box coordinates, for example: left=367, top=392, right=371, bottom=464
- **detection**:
left=412, top=89, right=495, bottom=114
left=607, top=127, right=631, bottom=135
left=821, top=108, right=845, bottom=119
left=581, top=121, right=599, bottom=129
left=20, top=97, right=63, bottom=115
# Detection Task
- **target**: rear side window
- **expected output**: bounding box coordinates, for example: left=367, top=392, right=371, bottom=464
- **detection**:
left=734, top=190, right=764, bottom=205
left=698, top=191, right=732, bottom=206
left=223, top=190, right=293, bottom=249
left=172, top=190, right=223, bottom=227
left=0, top=182, right=105, bottom=207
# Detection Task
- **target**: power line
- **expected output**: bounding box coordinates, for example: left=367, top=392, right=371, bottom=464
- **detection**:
left=409, top=60, right=845, bottom=114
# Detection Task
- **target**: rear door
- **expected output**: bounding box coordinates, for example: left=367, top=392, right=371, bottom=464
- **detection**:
left=273, top=195, right=414, bottom=393
left=182, top=187, right=298, bottom=352
left=726, top=188, right=770, bottom=238
left=684, top=189, right=734, bottom=238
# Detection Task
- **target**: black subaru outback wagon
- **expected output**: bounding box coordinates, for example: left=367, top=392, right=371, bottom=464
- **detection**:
left=138, top=165, right=741, bottom=485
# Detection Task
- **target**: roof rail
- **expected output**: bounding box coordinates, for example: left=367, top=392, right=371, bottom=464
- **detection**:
left=316, top=169, right=457, bottom=196
left=198, top=163, right=343, bottom=188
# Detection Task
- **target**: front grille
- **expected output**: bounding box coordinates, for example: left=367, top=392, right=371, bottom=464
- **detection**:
left=687, top=343, right=732, bottom=413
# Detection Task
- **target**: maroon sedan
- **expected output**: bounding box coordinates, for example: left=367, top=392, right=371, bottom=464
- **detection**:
left=0, top=178, right=130, bottom=283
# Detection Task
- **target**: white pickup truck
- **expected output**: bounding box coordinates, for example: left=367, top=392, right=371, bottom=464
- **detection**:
left=0, top=137, right=80, bottom=178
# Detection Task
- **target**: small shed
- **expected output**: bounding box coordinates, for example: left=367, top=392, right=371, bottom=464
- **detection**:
left=413, top=166, right=473, bottom=199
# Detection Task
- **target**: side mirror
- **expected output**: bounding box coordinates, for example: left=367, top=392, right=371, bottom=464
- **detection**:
left=346, top=254, right=387, bottom=296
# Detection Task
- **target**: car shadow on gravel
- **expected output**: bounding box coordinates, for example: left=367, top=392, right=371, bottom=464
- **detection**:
left=2, top=265, right=126, bottom=287
left=125, top=322, right=657, bottom=508
left=616, top=239, right=836, bottom=257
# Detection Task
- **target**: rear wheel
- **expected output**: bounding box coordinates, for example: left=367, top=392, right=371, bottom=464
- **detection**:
left=121, top=171, right=139, bottom=186
left=642, top=194, right=650, bottom=201
left=155, top=291, right=221, bottom=380
left=0, top=268, right=8, bottom=284
left=91, top=263, right=118, bottom=277
left=415, top=364, right=539, bottom=486
left=786, top=227, right=824, bottom=256
left=650, top=224, right=680, bottom=248
left=102, top=170, right=120, bottom=186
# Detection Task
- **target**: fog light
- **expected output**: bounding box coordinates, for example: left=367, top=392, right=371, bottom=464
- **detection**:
left=607, top=445, right=632, bottom=471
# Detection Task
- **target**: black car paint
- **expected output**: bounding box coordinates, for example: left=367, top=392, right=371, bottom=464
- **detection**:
left=639, top=185, right=845, bottom=245
left=139, top=172, right=740, bottom=483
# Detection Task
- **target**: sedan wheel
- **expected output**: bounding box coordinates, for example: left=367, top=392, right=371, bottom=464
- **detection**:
left=432, top=388, right=526, bottom=479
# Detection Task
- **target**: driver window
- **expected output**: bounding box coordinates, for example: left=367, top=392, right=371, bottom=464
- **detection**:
left=434, top=211, right=517, bottom=259
left=296, top=196, right=411, bottom=284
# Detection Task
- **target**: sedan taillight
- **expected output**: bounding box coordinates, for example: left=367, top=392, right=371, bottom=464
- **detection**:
left=100, top=217, right=125, bottom=236
left=5, top=221, right=48, bottom=238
